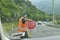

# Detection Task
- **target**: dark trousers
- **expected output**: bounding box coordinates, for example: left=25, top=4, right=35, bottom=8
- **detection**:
left=20, top=31, right=28, bottom=38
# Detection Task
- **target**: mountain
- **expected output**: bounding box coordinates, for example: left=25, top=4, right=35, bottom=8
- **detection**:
left=1, top=0, right=51, bottom=22
left=29, top=0, right=60, bottom=14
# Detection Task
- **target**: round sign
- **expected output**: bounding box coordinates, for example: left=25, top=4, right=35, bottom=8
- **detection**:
left=26, top=20, right=36, bottom=30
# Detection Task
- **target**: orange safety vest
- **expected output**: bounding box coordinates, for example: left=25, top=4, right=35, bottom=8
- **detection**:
left=18, top=17, right=27, bottom=32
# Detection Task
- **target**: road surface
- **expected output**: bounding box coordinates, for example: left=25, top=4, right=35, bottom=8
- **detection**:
left=9, top=24, right=60, bottom=38
left=31, top=24, right=60, bottom=38
left=23, top=35, right=60, bottom=40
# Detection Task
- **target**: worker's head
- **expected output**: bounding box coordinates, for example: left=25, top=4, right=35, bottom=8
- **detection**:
left=23, top=13, right=27, bottom=18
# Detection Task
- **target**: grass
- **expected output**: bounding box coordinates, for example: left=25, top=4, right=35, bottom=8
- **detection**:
left=46, top=24, right=60, bottom=28
left=2, top=22, right=18, bottom=33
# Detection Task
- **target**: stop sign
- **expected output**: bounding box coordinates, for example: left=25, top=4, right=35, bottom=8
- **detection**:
left=26, top=20, right=36, bottom=30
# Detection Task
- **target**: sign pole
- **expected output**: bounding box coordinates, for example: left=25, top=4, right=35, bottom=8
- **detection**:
left=30, top=30, right=32, bottom=38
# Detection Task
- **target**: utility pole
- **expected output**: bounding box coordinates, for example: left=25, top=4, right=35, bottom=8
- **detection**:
left=52, top=0, right=54, bottom=23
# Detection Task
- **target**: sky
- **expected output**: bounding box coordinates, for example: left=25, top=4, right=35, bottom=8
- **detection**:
left=29, top=0, right=60, bottom=14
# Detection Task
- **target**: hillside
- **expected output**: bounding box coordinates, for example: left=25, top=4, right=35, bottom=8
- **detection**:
left=0, top=0, right=51, bottom=22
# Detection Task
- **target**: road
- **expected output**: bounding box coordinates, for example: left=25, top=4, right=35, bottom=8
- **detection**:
left=22, top=24, right=60, bottom=40
left=30, top=24, right=60, bottom=38
left=23, top=35, right=60, bottom=40
left=9, top=24, right=60, bottom=38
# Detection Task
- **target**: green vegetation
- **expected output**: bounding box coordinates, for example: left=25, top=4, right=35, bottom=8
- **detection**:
left=47, top=24, right=60, bottom=28
left=54, top=14, right=60, bottom=24
left=2, top=22, right=18, bottom=33
left=0, top=0, right=52, bottom=23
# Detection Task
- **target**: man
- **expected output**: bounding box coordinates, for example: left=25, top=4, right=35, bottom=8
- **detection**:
left=18, top=14, right=32, bottom=38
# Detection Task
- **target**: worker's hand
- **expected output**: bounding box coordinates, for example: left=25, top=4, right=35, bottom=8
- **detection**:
left=28, top=19, right=32, bottom=21
left=24, top=28, right=27, bottom=30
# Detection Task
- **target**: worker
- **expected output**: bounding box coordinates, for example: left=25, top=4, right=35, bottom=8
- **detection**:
left=18, top=14, right=32, bottom=38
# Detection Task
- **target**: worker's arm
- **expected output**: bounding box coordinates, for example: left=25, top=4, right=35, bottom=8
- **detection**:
left=25, top=18, right=32, bottom=21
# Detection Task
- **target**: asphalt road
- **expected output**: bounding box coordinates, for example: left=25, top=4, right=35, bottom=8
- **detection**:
left=23, top=36, right=60, bottom=40
left=9, top=24, right=60, bottom=38
left=30, top=24, right=60, bottom=38
left=22, top=24, right=60, bottom=40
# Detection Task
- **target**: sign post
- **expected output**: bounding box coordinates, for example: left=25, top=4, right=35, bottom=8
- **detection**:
left=30, top=30, right=32, bottom=38
left=26, top=20, right=36, bottom=38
